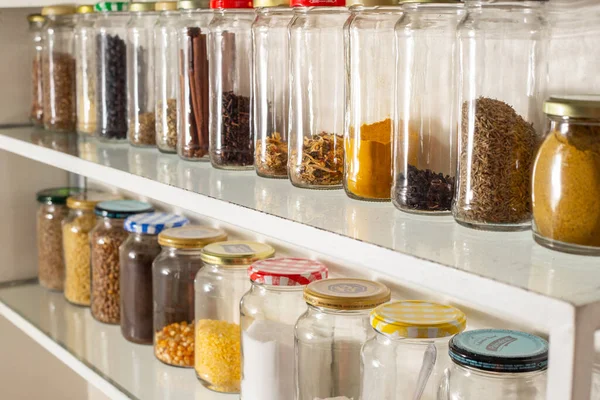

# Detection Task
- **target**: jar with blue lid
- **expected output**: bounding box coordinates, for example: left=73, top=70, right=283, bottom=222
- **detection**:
left=119, top=212, right=189, bottom=344
left=438, top=329, right=548, bottom=400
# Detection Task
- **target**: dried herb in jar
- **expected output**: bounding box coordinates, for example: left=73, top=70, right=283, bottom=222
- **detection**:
left=130, top=111, right=156, bottom=146
left=157, top=98, right=177, bottom=152
left=291, top=133, right=344, bottom=187
left=31, top=56, right=44, bottom=125
left=255, top=132, right=288, bottom=177
left=43, top=52, right=76, bottom=131
left=395, top=165, right=454, bottom=212
left=212, top=91, right=253, bottom=168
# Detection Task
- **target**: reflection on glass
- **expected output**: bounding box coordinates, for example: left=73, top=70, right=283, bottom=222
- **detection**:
left=96, top=140, right=129, bottom=170
left=393, top=212, right=455, bottom=262
left=128, top=146, right=158, bottom=178
left=157, top=153, right=178, bottom=186
left=345, top=202, right=394, bottom=248
left=77, top=135, right=98, bottom=162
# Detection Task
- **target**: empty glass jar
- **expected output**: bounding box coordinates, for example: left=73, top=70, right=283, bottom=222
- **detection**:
left=74, top=4, right=97, bottom=135
left=28, top=13, right=45, bottom=126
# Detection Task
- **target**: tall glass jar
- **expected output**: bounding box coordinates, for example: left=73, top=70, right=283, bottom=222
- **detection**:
left=41, top=5, right=77, bottom=132
left=439, top=329, right=548, bottom=400
left=253, top=1, right=293, bottom=178
left=153, top=226, right=228, bottom=367
left=209, top=0, right=255, bottom=169
left=296, top=278, right=391, bottom=400
left=453, top=1, right=547, bottom=230
left=177, top=0, right=213, bottom=161
left=94, top=1, right=130, bottom=141
left=28, top=13, right=45, bottom=126
left=361, top=301, right=467, bottom=400
left=240, top=258, right=328, bottom=400
left=195, top=241, right=275, bottom=393
left=74, top=5, right=97, bottom=135
left=289, top=0, right=348, bottom=189
left=90, top=200, right=154, bottom=324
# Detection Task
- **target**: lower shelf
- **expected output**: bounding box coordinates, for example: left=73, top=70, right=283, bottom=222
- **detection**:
left=0, top=280, right=235, bottom=400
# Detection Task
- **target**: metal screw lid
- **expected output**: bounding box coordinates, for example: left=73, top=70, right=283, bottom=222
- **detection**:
left=156, top=1, right=179, bottom=10
left=76, top=4, right=95, bottom=13
left=27, top=13, right=45, bottom=22
left=200, top=240, right=275, bottom=266
left=130, top=2, right=157, bottom=11
left=178, top=0, right=210, bottom=8
left=254, top=0, right=290, bottom=8
left=41, top=4, right=77, bottom=16
left=158, top=226, right=228, bottom=248
left=303, top=278, right=391, bottom=311
left=544, top=95, right=600, bottom=119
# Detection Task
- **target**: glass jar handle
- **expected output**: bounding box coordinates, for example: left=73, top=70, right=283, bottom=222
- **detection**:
left=412, top=343, right=437, bottom=400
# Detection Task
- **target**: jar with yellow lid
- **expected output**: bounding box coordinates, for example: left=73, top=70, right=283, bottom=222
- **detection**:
left=295, top=278, right=391, bottom=400
left=28, top=13, right=45, bottom=126
left=152, top=226, right=228, bottom=367
left=361, top=300, right=466, bottom=400
left=74, top=5, right=97, bottom=135
left=194, top=241, right=275, bottom=393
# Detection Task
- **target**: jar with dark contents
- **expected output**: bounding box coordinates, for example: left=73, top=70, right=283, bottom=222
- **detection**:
left=90, top=200, right=154, bottom=324
left=27, top=13, right=45, bottom=126
left=120, top=213, right=189, bottom=344
left=153, top=226, right=228, bottom=367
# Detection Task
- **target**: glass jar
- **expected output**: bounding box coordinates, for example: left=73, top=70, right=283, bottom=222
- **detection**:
left=195, top=241, right=275, bottom=392
left=154, top=1, right=180, bottom=153
left=289, top=0, right=348, bottom=189
left=28, top=13, right=45, bottom=126
left=63, top=192, right=120, bottom=306
left=37, top=187, right=82, bottom=291
left=252, top=1, right=293, bottom=178
left=153, top=226, right=228, bottom=367
left=296, top=278, right=391, bottom=400
left=90, top=200, right=154, bottom=324
left=74, top=5, right=97, bottom=135
left=392, top=3, right=463, bottom=213
left=453, top=1, right=547, bottom=230
left=120, top=213, right=189, bottom=344
left=439, top=329, right=548, bottom=400
left=94, top=1, right=130, bottom=141
left=209, top=0, right=255, bottom=169
left=41, top=5, right=77, bottom=132
left=361, top=301, right=467, bottom=400
left=240, top=258, right=328, bottom=400
left=177, top=0, right=213, bottom=161
left=127, top=3, right=158, bottom=147
left=532, top=95, right=600, bottom=255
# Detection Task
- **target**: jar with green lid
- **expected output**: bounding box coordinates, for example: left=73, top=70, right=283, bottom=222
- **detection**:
left=75, top=5, right=97, bottom=135
left=194, top=241, right=275, bottom=393
left=28, top=13, right=45, bottom=126
left=532, top=95, right=600, bottom=255
left=295, top=278, right=391, bottom=400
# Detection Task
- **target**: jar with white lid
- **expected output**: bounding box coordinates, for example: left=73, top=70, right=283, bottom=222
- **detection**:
left=438, top=329, right=548, bottom=400
left=195, top=241, right=275, bottom=393
left=74, top=5, right=97, bottom=135
left=361, top=301, right=467, bottom=400
left=295, top=278, right=391, bottom=400
left=240, top=258, right=328, bottom=400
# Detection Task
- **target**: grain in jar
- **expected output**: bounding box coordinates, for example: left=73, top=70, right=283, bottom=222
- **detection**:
left=74, top=5, right=97, bottom=135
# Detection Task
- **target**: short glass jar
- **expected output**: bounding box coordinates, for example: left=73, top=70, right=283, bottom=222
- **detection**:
left=361, top=301, right=467, bottom=400
left=438, top=329, right=548, bottom=400
left=295, top=278, right=391, bottom=400
left=195, top=241, right=275, bottom=393
left=153, top=226, right=228, bottom=367
left=90, top=200, right=154, bottom=324
left=74, top=5, right=97, bottom=135
left=28, top=13, right=45, bottom=126
left=240, top=258, right=328, bottom=399
left=532, top=95, right=600, bottom=255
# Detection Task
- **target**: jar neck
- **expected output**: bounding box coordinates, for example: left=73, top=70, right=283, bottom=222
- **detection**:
left=374, top=329, right=453, bottom=345
left=453, top=362, right=547, bottom=380
left=100, top=216, right=125, bottom=226
left=71, top=208, right=93, bottom=217
left=250, top=282, right=305, bottom=293
left=307, top=304, right=372, bottom=316
left=163, top=246, right=203, bottom=255
left=130, top=231, right=158, bottom=239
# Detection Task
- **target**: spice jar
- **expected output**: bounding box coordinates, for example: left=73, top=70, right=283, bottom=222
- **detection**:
left=94, top=1, right=130, bottom=141
left=240, top=258, right=328, bottom=400
left=453, top=1, right=546, bottom=230
left=253, top=0, right=293, bottom=178
left=28, top=13, right=45, bottom=126
left=90, top=200, right=154, bottom=324
left=41, top=5, right=77, bottom=132
left=438, top=329, right=548, bottom=400
left=120, top=213, right=189, bottom=344
left=153, top=226, right=228, bottom=367
left=37, top=187, right=82, bottom=291
left=393, top=2, right=464, bottom=212
left=532, top=95, right=600, bottom=255
left=296, top=278, right=391, bottom=400
left=74, top=5, right=97, bottom=135
left=209, top=0, right=254, bottom=169
left=361, top=301, right=467, bottom=400
left=177, top=0, right=213, bottom=161
left=63, top=192, right=120, bottom=306
left=195, top=241, right=275, bottom=392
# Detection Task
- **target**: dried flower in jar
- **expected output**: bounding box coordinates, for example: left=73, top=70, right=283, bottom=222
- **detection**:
left=255, top=132, right=288, bottom=178
left=291, top=133, right=344, bottom=187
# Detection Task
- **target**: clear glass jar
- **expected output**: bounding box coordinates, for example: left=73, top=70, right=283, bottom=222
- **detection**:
left=392, top=3, right=463, bottom=213
left=90, top=200, right=154, bottom=324
left=37, top=187, right=81, bottom=291
left=438, top=329, right=548, bottom=400
left=195, top=241, right=275, bottom=393
left=361, top=301, right=467, bottom=400
left=95, top=2, right=130, bottom=141
left=532, top=95, right=600, bottom=255
left=153, top=226, right=228, bottom=367
left=177, top=0, right=213, bottom=161
left=120, top=213, right=189, bottom=344
left=28, top=14, right=45, bottom=126
left=253, top=3, right=293, bottom=178
left=289, top=0, right=348, bottom=189
left=209, top=2, right=255, bottom=170
left=453, top=0, right=547, bottom=230
left=296, top=278, right=391, bottom=400
left=74, top=5, right=97, bottom=135
left=41, top=5, right=77, bottom=132
left=127, top=3, right=158, bottom=147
